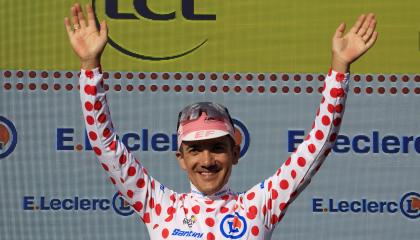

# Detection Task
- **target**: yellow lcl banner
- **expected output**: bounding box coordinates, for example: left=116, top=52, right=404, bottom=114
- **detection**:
left=1, top=0, right=420, bottom=73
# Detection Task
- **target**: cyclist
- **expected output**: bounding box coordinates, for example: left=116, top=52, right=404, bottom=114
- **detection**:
left=65, top=3, right=377, bottom=239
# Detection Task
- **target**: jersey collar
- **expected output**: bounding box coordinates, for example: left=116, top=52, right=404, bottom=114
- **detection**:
left=190, top=181, right=232, bottom=198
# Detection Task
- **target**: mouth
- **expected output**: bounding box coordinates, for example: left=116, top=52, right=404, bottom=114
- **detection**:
left=197, top=169, right=220, bottom=178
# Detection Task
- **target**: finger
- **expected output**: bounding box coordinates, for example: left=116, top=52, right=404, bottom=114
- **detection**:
left=64, top=17, right=73, bottom=36
left=357, top=13, right=374, bottom=36
left=78, top=7, right=87, bottom=28
left=362, top=19, right=376, bottom=42
left=86, top=4, right=96, bottom=28
left=350, top=14, right=366, bottom=34
left=333, top=22, right=346, bottom=39
left=365, top=31, right=378, bottom=50
left=99, top=20, right=108, bottom=39
left=71, top=6, right=79, bottom=26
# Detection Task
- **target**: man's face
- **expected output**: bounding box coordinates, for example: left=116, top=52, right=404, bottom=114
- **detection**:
left=176, top=135, right=240, bottom=196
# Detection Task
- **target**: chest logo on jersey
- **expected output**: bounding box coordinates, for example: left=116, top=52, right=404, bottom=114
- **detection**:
left=219, top=212, right=247, bottom=239
left=183, top=215, right=197, bottom=228
left=171, top=228, right=203, bottom=238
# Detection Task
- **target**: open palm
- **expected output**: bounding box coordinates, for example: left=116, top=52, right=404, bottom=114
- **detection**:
left=64, top=3, right=108, bottom=64
left=332, top=13, right=378, bottom=65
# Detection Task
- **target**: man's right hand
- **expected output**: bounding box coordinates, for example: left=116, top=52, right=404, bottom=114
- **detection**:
left=64, top=3, right=108, bottom=70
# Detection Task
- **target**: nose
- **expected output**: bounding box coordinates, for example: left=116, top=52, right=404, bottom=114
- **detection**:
left=201, top=150, right=215, bottom=167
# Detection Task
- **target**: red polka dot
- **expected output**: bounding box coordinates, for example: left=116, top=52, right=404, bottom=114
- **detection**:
left=133, top=201, right=143, bottom=211
left=103, top=128, right=111, bottom=138
left=220, top=207, right=229, bottom=213
left=162, top=228, right=169, bottom=238
left=165, top=214, right=174, bottom=222
left=155, top=204, right=162, bottom=215
left=136, top=178, right=146, bottom=188
left=280, top=202, right=287, bottom=211
left=85, top=70, right=94, bottom=79
left=333, top=118, right=341, bottom=126
left=93, top=147, right=102, bottom=155
left=206, top=208, right=215, bottom=212
left=128, top=166, right=136, bottom=176
left=143, top=213, right=151, bottom=223
left=119, top=154, right=127, bottom=165
left=271, top=189, right=278, bottom=199
left=329, top=133, right=337, bottom=142
left=101, top=163, right=109, bottom=171
left=167, top=206, right=176, bottom=215
left=207, top=232, right=215, bottom=240
left=86, top=116, right=94, bottom=125
left=280, top=180, right=289, bottom=190
left=336, top=88, right=344, bottom=97
left=251, top=226, right=259, bottom=236
left=205, top=218, right=215, bottom=227
left=149, top=198, right=155, bottom=208
left=335, top=73, right=345, bottom=82
left=85, top=102, right=93, bottom=111
left=192, top=205, right=200, bottom=214
left=94, top=100, right=102, bottom=110
left=315, top=130, right=324, bottom=140
left=247, top=192, right=255, bottom=200
left=88, top=131, right=97, bottom=141
left=297, top=157, right=306, bottom=167
left=249, top=205, right=258, bottom=216
left=330, top=88, right=338, bottom=98
left=335, top=104, right=343, bottom=113
left=268, top=181, right=272, bottom=191
left=308, top=144, right=316, bottom=153
left=327, top=104, right=334, bottom=113
left=109, top=177, right=116, bottom=185
left=271, top=214, right=278, bottom=225
left=98, top=113, right=107, bottom=123
left=285, top=157, right=291, bottom=166
left=291, top=170, right=297, bottom=179
left=322, top=116, right=331, bottom=126
left=127, top=190, right=134, bottom=198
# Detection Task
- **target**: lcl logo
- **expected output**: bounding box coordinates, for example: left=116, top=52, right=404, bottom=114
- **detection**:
left=93, top=0, right=216, bottom=60
left=106, top=0, right=216, bottom=21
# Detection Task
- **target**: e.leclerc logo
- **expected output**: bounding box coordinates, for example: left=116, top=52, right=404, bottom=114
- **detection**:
left=56, top=118, right=250, bottom=157
left=219, top=212, right=247, bottom=239
left=0, top=116, right=18, bottom=159
left=92, top=0, right=216, bottom=60
left=23, top=192, right=135, bottom=216
left=312, top=192, right=420, bottom=220
left=289, top=130, right=420, bottom=154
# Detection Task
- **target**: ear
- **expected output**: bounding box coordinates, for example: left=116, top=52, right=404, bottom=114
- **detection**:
left=176, top=149, right=187, bottom=171
left=232, top=144, right=240, bottom=165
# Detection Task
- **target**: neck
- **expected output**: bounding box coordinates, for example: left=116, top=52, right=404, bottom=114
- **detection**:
left=190, top=182, right=231, bottom=198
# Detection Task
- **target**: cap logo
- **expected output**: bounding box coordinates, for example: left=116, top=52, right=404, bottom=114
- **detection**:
left=194, top=130, right=215, bottom=139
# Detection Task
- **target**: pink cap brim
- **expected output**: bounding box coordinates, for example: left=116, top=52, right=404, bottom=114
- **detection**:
left=177, top=113, right=234, bottom=147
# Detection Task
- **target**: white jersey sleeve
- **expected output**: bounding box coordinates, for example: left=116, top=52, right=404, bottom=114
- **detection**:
left=79, top=68, right=178, bottom=227
left=240, top=69, right=349, bottom=231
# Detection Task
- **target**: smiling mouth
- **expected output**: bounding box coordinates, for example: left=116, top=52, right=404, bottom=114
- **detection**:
left=198, top=170, right=220, bottom=177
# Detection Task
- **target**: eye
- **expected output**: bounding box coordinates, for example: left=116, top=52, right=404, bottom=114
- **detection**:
left=213, top=144, right=226, bottom=152
left=187, top=146, right=200, bottom=154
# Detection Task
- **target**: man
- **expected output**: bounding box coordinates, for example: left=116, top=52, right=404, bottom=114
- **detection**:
left=65, top=3, right=377, bottom=239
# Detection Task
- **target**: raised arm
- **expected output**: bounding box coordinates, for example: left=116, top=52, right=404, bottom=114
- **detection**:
left=242, top=13, right=378, bottom=230
left=64, top=3, right=107, bottom=69
left=64, top=3, right=177, bottom=227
